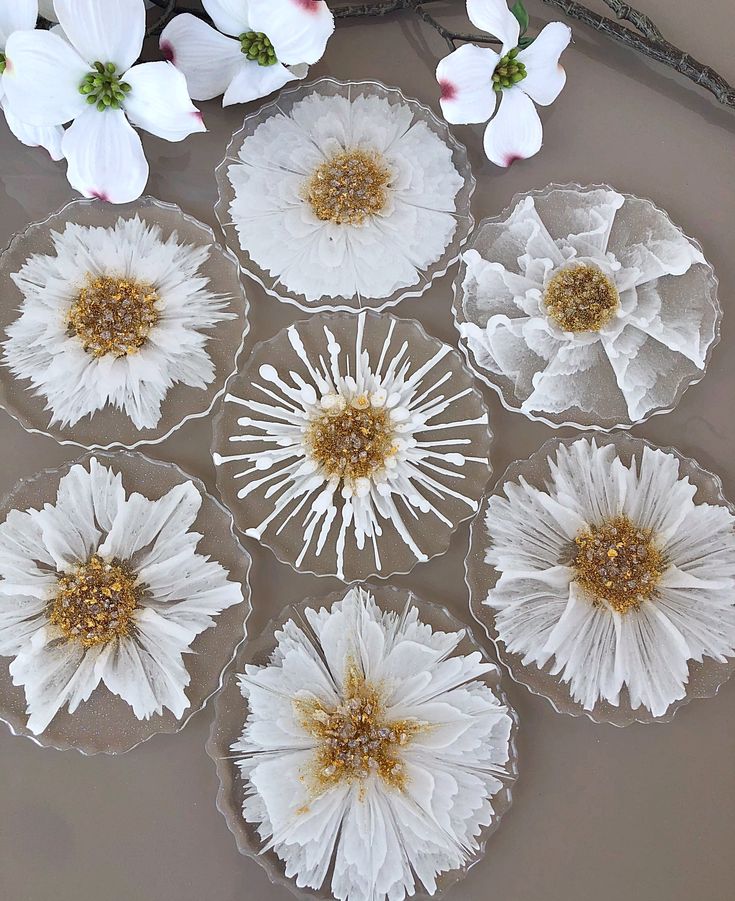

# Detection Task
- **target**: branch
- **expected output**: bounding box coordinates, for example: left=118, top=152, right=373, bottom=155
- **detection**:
left=541, top=0, right=735, bottom=109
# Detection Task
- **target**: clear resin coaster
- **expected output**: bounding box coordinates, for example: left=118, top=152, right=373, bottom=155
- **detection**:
left=0, top=451, right=251, bottom=753
left=0, top=195, right=249, bottom=449
left=453, top=184, right=721, bottom=430
left=466, top=432, right=735, bottom=725
left=215, top=77, right=475, bottom=313
left=207, top=583, right=518, bottom=901
left=212, top=310, right=493, bottom=581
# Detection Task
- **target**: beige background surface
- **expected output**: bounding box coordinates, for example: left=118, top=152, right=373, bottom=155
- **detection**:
left=1, top=2, right=734, bottom=899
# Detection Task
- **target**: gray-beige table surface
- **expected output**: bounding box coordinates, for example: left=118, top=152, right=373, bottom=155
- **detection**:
left=1, top=2, right=733, bottom=900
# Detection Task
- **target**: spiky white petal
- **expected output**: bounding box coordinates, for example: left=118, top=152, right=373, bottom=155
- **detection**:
left=234, top=587, right=516, bottom=901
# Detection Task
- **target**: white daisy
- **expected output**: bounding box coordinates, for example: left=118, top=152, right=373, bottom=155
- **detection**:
left=0, top=456, right=244, bottom=735
left=3, top=212, right=237, bottom=432
left=455, top=185, right=719, bottom=428
left=212, top=311, right=492, bottom=580
left=160, top=0, right=334, bottom=106
left=233, top=585, right=517, bottom=901
left=0, top=0, right=64, bottom=159
left=217, top=78, right=471, bottom=310
left=482, top=436, right=735, bottom=719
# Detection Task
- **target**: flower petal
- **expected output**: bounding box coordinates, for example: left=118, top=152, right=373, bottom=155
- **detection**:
left=2, top=106, right=65, bottom=159
left=249, top=0, right=334, bottom=66
left=123, top=61, right=205, bottom=141
left=61, top=106, right=148, bottom=202
left=483, top=87, right=542, bottom=167
left=223, top=58, right=299, bottom=106
left=54, top=0, right=145, bottom=70
left=201, top=0, right=249, bottom=37
left=159, top=14, right=244, bottom=101
left=467, top=0, right=520, bottom=54
left=517, top=21, right=571, bottom=105
left=38, top=0, right=57, bottom=21
left=2, top=29, right=87, bottom=126
left=435, top=43, right=498, bottom=125
left=0, top=0, right=38, bottom=45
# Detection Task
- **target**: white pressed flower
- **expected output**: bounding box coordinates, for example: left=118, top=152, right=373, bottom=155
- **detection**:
left=213, top=311, right=491, bottom=580
left=222, top=80, right=467, bottom=306
left=160, top=0, right=334, bottom=106
left=457, top=186, right=718, bottom=427
left=0, top=457, right=243, bottom=735
left=483, top=437, right=735, bottom=718
left=2, top=0, right=205, bottom=203
left=0, top=0, right=64, bottom=159
left=436, top=0, right=571, bottom=166
left=234, top=586, right=516, bottom=901
left=3, top=214, right=236, bottom=431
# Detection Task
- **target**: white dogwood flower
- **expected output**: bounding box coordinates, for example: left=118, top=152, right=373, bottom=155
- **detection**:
left=160, top=0, right=334, bottom=105
left=436, top=0, right=571, bottom=166
left=234, top=586, right=516, bottom=901
left=2, top=0, right=205, bottom=202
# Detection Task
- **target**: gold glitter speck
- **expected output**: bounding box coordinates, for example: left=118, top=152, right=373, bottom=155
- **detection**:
left=68, top=274, right=159, bottom=358
left=305, top=149, right=391, bottom=225
left=306, top=395, right=397, bottom=485
left=50, top=554, right=141, bottom=647
left=573, top=515, right=665, bottom=614
left=544, top=264, right=620, bottom=333
left=295, top=663, right=424, bottom=794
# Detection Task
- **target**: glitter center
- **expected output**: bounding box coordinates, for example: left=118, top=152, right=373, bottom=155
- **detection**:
left=68, top=274, right=159, bottom=358
left=573, top=516, right=665, bottom=614
left=50, top=554, right=141, bottom=647
left=544, top=264, right=620, bottom=333
left=305, top=149, right=391, bottom=226
left=306, top=394, right=397, bottom=484
left=296, top=664, right=423, bottom=792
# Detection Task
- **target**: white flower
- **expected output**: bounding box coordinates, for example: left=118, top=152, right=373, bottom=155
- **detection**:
left=0, top=457, right=243, bottom=735
left=213, top=312, right=491, bottom=580
left=234, top=586, right=516, bottom=901
left=160, top=0, right=334, bottom=106
left=2, top=0, right=205, bottom=203
left=222, top=82, right=466, bottom=305
left=3, top=214, right=236, bottom=430
left=0, top=0, right=64, bottom=160
left=457, top=187, right=718, bottom=426
left=483, top=437, right=735, bottom=718
left=436, top=0, right=571, bottom=166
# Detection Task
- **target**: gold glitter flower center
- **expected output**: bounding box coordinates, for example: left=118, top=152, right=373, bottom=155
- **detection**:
left=68, top=274, right=159, bottom=358
left=50, top=554, right=141, bottom=647
left=544, top=264, right=620, bottom=333
left=305, top=149, right=391, bottom=226
left=296, top=664, right=423, bottom=792
left=573, top=516, right=665, bottom=614
left=306, top=394, right=398, bottom=484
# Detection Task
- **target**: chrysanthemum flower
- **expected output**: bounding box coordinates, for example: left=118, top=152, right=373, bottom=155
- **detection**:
left=436, top=0, right=571, bottom=166
left=3, top=212, right=237, bottom=432
left=217, top=79, right=470, bottom=308
left=482, top=437, right=735, bottom=718
left=213, top=311, right=492, bottom=580
left=0, top=456, right=244, bottom=735
left=0, top=0, right=63, bottom=159
left=160, top=0, right=334, bottom=106
left=455, top=185, right=719, bottom=428
left=2, top=0, right=205, bottom=202
left=233, top=586, right=517, bottom=901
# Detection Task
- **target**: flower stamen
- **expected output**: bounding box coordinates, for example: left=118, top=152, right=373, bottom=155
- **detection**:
left=79, top=61, right=131, bottom=112
left=305, top=149, right=391, bottom=226
left=573, top=515, right=665, bottom=614
left=239, top=31, right=277, bottom=66
left=50, top=554, right=141, bottom=647
left=492, top=47, right=527, bottom=91
left=68, top=274, right=159, bottom=358
left=544, top=263, right=620, bottom=332
left=0, top=52, right=6, bottom=76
